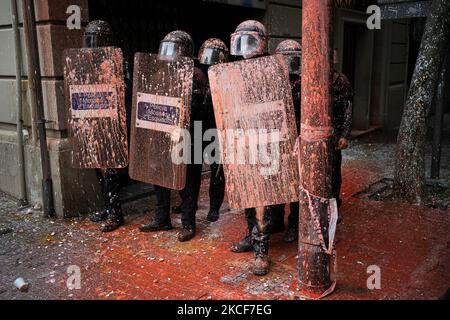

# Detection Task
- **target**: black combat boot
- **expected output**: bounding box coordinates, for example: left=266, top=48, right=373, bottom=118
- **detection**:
left=139, top=209, right=172, bottom=232
left=178, top=226, right=196, bottom=242
left=206, top=208, right=220, bottom=222
left=140, top=187, right=172, bottom=232
left=230, top=208, right=257, bottom=253
left=252, top=227, right=270, bottom=276
left=100, top=207, right=124, bottom=233
left=90, top=209, right=108, bottom=222
left=230, top=234, right=253, bottom=253
left=100, top=169, right=124, bottom=233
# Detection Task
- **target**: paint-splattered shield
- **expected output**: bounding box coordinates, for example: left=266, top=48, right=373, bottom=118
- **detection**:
left=63, top=47, right=128, bottom=168
left=129, top=53, right=194, bottom=190
left=208, top=54, right=299, bottom=209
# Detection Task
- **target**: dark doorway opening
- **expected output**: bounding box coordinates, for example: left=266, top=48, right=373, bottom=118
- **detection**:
left=342, top=21, right=374, bottom=131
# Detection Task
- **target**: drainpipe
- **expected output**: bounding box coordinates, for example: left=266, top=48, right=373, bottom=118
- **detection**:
left=22, top=0, right=55, bottom=217
left=11, top=0, right=28, bottom=207
left=298, top=0, right=335, bottom=298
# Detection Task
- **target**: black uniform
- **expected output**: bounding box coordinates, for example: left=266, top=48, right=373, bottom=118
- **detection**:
left=179, top=67, right=209, bottom=230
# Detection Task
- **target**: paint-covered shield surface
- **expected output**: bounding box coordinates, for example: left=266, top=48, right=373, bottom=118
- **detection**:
left=208, top=54, right=299, bottom=209
left=129, top=53, right=194, bottom=190
left=63, top=47, right=128, bottom=168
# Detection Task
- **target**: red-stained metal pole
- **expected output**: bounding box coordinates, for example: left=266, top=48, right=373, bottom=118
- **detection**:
left=298, top=0, right=334, bottom=298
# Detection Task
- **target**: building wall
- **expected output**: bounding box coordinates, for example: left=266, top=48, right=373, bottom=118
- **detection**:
left=265, top=0, right=302, bottom=53
left=0, top=0, right=102, bottom=217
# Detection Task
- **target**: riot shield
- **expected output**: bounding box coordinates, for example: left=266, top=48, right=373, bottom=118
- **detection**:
left=63, top=47, right=128, bottom=169
left=129, top=53, right=194, bottom=190
left=208, top=54, right=299, bottom=209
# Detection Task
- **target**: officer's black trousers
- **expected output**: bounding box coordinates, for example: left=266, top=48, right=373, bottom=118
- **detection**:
left=153, top=185, right=172, bottom=226
left=209, top=163, right=225, bottom=211
left=96, top=168, right=123, bottom=219
left=180, top=163, right=203, bottom=229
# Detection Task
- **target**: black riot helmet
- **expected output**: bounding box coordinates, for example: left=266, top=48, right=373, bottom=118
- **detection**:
left=275, top=40, right=302, bottom=76
left=83, top=20, right=114, bottom=48
left=198, top=38, right=229, bottom=66
left=158, top=30, right=194, bottom=61
left=230, top=20, right=268, bottom=59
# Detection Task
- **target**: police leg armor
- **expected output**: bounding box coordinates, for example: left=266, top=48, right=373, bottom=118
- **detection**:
left=207, top=163, right=225, bottom=222
left=252, top=206, right=271, bottom=276
left=140, top=186, right=172, bottom=232
left=99, top=169, right=125, bottom=233
left=230, top=208, right=256, bottom=253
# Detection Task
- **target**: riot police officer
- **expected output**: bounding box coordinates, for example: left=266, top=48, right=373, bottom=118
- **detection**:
left=227, top=20, right=281, bottom=276
left=197, top=38, right=229, bottom=223
left=85, top=20, right=131, bottom=233
left=275, top=40, right=302, bottom=243
left=139, top=31, right=207, bottom=242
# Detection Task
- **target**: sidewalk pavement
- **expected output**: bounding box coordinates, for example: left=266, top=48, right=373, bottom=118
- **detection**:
left=0, top=133, right=449, bottom=300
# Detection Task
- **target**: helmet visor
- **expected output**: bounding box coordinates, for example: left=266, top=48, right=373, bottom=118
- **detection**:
left=199, top=48, right=228, bottom=65
left=83, top=34, right=113, bottom=48
left=158, top=41, right=189, bottom=60
left=230, top=32, right=262, bottom=58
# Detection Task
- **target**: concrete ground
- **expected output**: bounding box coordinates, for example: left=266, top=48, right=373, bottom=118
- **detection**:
left=0, top=127, right=449, bottom=300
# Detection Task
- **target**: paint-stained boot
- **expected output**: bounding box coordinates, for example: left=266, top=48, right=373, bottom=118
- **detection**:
left=252, top=255, right=270, bottom=276
left=90, top=209, right=109, bottom=223
left=252, top=227, right=270, bottom=276
left=230, top=235, right=253, bottom=253
left=100, top=208, right=124, bottom=233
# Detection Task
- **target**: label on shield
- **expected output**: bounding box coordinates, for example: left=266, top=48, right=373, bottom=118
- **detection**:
left=69, top=84, right=117, bottom=119
left=135, top=93, right=181, bottom=133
